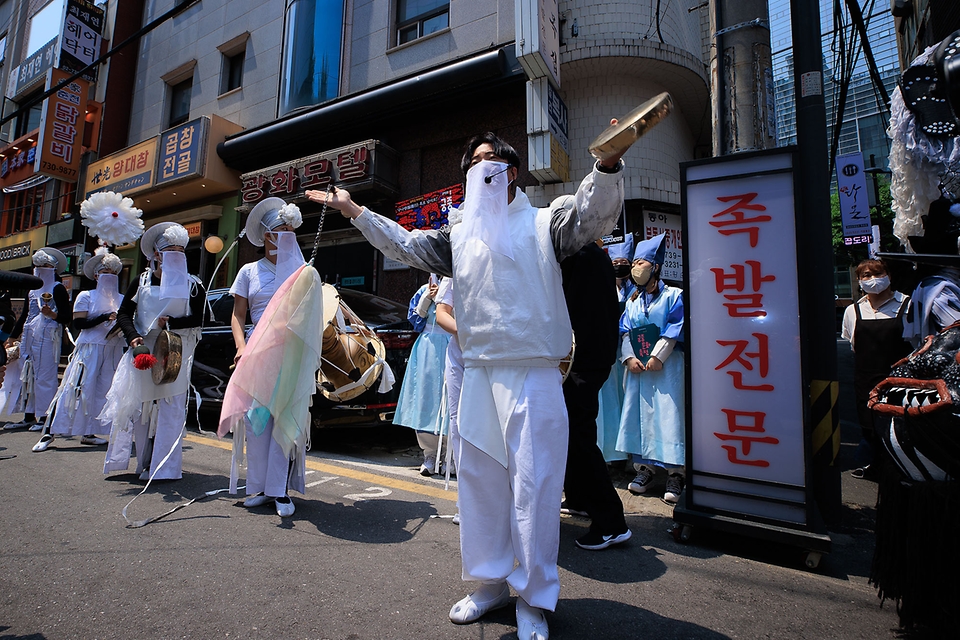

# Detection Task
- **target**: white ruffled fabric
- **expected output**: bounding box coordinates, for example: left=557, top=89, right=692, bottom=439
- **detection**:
left=889, top=44, right=960, bottom=247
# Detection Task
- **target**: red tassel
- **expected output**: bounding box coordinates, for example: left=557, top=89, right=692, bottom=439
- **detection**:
left=133, top=353, right=157, bottom=370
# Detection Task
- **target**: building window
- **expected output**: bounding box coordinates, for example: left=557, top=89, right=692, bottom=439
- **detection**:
left=396, top=0, right=449, bottom=46
left=279, top=0, right=344, bottom=116
left=221, top=51, right=244, bottom=95
left=15, top=92, right=43, bottom=139
left=218, top=33, right=249, bottom=96
left=168, top=78, right=193, bottom=127
left=1, top=184, right=47, bottom=236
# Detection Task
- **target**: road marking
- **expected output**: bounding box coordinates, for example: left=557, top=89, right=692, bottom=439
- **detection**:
left=185, top=432, right=457, bottom=502
left=306, top=476, right=337, bottom=488
left=344, top=487, right=393, bottom=501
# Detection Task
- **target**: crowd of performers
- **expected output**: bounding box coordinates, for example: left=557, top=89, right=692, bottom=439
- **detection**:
left=0, top=128, right=687, bottom=640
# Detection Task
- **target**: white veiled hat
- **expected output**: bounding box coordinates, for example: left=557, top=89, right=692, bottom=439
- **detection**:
left=140, top=222, right=190, bottom=257
left=32, top=247, right=68, bottom=273
left=82, top=247, right=123, bottom=280
left=245, top=197, right=303, bottom=247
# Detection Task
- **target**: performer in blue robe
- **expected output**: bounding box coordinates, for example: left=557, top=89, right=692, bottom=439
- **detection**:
left=393, top=276, right=453, bottom=475
left=616, top=233, right=685, bottom=504
left=596, top=234, right=634, bottom=462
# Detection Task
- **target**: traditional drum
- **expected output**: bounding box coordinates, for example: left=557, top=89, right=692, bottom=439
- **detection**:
left=151, top=329, right=182, bottom=385
left=316, top=284, right=387, bottom=402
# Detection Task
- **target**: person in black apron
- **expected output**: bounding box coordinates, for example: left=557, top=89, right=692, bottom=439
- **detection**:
left=841, top=259, right=912, bottom=479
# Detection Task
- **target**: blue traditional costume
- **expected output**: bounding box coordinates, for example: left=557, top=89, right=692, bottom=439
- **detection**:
left=616, top=233, right=685, bottom=503
left=393, top=277, right=453, bottom=475
left=596, top=234, right=634, bottom=462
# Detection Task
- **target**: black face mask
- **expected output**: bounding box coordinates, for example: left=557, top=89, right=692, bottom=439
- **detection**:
left=613, top=264, right=631, bottom=279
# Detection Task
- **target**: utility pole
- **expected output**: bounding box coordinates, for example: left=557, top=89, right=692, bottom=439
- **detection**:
left=711, top=0, right=777, bottom=154
left=790, top=0, right=842, bottom=527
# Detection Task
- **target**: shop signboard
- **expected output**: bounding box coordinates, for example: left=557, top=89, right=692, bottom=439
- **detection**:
left=156, top=117, right=207, bottom=186
left=59, top=0, right=104, bottom=83
left=515, top=0, right=560, bottom=87
left=14, top=37, right=58, bottom=97
left=642, top=210, right=684, bottom=283
left=83, top=137, right=159, bottom=198
left=34, top=68, right=89, bottom=183
left=395, top=184, right=463, bottom=231
left=682, top=149, right=808, bottom=525
left=836, top=152, right=872, bottom=245
left=239, top=140, right=399, bottom=206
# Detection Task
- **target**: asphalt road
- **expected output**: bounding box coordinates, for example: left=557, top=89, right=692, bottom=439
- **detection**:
left=0, top=427, right=901, bottom=639
left=0, top=341, right=913, bottom=639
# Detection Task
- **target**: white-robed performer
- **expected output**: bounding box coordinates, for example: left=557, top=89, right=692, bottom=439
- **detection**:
left=2, top=248, right=71, bottom=431
left=223, top=196, right=309, bottom=517
left=307, top=131, right=624, bottom=640
left=32, top=250, right=126, bottom=452
left=102, top=222, right=206, bottom=480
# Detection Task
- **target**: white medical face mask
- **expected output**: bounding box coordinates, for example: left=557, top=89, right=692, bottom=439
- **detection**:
left=860, top=275, right=890, bottom=295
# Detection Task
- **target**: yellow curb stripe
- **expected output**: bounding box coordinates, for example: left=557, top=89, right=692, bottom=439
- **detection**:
left=184, top=432, right=458, bottom=502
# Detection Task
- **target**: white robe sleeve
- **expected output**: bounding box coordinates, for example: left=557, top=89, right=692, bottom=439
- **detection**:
left=351, top=208, right=454, bottom=276
left=551, top=163, right=625, bottom=261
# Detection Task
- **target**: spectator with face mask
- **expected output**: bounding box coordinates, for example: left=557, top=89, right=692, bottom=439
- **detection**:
left=617, top=233, right=686, bottom=505
left=840, top=259, right=912, bottom=480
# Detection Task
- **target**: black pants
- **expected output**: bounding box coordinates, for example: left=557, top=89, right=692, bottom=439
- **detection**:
left=562, top=367, right=627, bottom=534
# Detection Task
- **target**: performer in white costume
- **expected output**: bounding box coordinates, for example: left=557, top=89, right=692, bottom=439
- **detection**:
left=3, top=248, right=71, bottom=431
left=102, top=222, right=205, bottom=480
left=307, top=131, right=624, bottom=640
left=32, top=250, right=126, bottom=452
left=227, top=197, right=307, bottom=517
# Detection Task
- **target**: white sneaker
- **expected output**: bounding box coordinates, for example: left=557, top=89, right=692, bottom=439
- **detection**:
left=452, top=513, right=460, bottom=525
left=420, top=456, right=437, bottom=476
left=627, top=465, right=654, bottom=495
left=243, top=493, right=270, bottom=508
left=275, top=496, right=295, bottom=517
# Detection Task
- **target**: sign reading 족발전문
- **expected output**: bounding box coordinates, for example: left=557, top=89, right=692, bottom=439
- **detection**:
left=683, top=148, right=809, bottom=526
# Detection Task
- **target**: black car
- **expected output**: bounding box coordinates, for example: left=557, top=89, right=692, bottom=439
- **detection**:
left=192, top=287, right=416, bottom=427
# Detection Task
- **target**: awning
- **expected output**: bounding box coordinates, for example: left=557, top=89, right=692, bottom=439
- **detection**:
left=217, top=47, right=523, bottom=172
left=3, top=173, right=51, bottom=193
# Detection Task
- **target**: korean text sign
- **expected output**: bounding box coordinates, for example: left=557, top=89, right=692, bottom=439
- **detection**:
left=684, top=150, right=807, bottom=525
left=34, top=68, right=89, bottom=183
left=835, top=152, right=872, bottom=245
left=395, top=184, right=464, bottom=231
left=156, top=118, right=206, bottom=186
left=83, top=138, right=158, bottom=198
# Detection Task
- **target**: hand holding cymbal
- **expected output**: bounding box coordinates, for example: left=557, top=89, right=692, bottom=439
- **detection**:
left=589, top=92, right=674, bottom=162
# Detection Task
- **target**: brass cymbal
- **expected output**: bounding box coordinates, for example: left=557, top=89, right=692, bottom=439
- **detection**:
left=588, top=92, right=674, bottom=161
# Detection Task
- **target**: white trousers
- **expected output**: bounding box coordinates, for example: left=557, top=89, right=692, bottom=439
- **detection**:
left=133, top=393, right=186, bottom=479
left=24, top=330, right=61, bottom=417
left=457, top=367, right=568, bottom=611
left=245, top=415, right=294, bottom=497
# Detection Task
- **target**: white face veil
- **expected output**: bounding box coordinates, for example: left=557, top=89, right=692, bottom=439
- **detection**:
left=158, top=250, right=190, bottom=302
left=459, top=160, right=514, bottom=260
left=269, top=231, right=305, bottom=286
left=93, top=272, right=121, bottom=314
